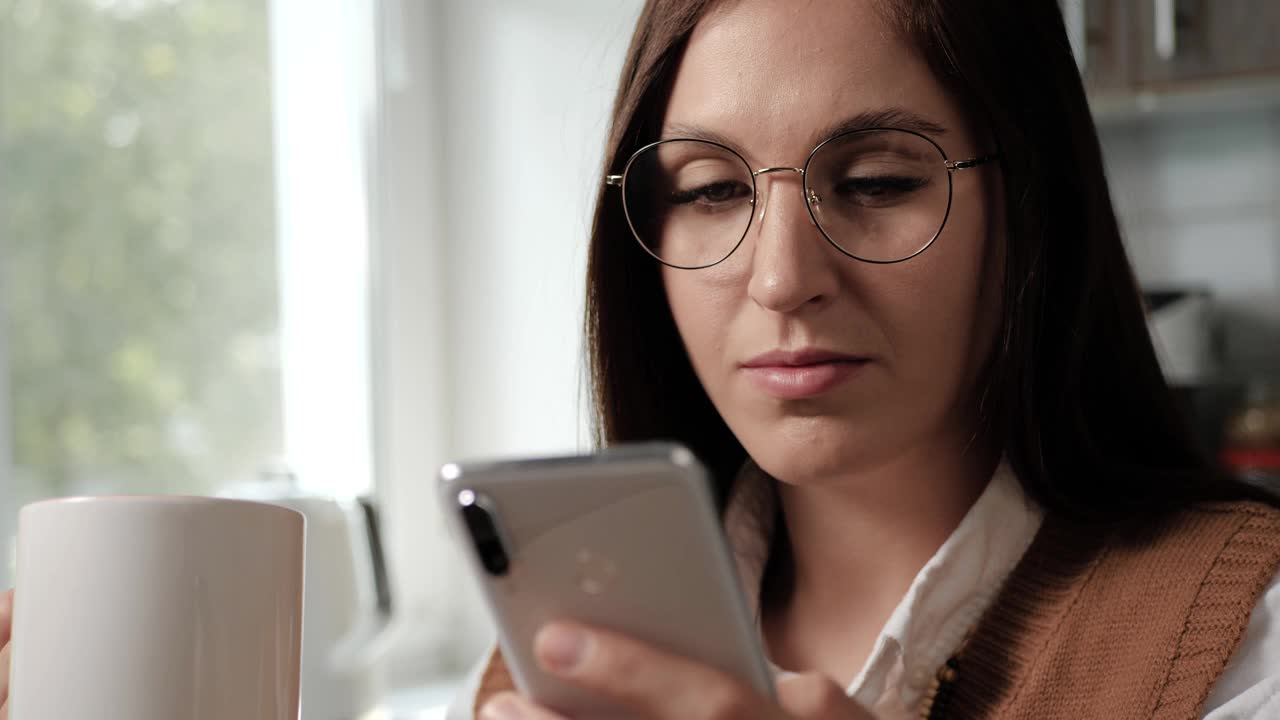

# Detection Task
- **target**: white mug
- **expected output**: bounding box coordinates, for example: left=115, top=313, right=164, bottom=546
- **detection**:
left=8, top=496, right=306, bottom=720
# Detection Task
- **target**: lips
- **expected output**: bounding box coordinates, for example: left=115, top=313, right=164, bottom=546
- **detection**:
left=740, top=349, right=871, bottom=399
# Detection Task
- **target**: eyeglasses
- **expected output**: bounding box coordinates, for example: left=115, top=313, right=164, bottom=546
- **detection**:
left=604, top=127, right=998, bottom=269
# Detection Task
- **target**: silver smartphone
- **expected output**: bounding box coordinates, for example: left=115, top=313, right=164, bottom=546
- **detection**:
left=439, top=442, right=774, bottom=719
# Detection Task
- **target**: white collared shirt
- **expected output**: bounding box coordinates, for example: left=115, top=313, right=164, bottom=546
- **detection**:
left=725, top=461, right=1044, bottom=718
left=448, top=462, right=1280, bottom=719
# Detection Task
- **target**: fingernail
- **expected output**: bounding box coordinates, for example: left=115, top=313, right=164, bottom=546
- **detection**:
left=536, top=624, right=590, bottom=672
left=480, top=694, right=527, bottom=720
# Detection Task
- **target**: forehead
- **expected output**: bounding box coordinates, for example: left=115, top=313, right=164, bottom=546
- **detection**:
left=664, top=0, right=964, bottom=161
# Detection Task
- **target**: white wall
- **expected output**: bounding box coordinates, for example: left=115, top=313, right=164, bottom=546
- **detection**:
left=1099, top=109, right=1280, bottom=377
left=441, top=0, right=642, bottom=462
left=369, top=0, right=458, bottom=688
left=373, top=0, right=644, bottom=683
left=438, top=0, right=643, bottom=667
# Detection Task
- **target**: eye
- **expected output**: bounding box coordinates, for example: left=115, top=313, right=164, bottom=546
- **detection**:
left=832, top=175, right=929, bottom=207
left=668, top=180, right=753, bottom=209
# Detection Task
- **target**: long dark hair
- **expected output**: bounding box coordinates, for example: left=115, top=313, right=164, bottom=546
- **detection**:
left=584, top=0, right=1272, bottom=530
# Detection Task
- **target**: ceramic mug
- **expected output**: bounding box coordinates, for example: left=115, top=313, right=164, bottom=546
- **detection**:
left=7, top=496, right=305, bottom=719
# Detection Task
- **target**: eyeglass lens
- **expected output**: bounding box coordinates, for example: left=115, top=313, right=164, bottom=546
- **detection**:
left=621, top=129, right=952, bottom=268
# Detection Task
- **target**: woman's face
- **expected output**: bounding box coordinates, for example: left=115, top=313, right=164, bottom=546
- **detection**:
left=661, top=0, right=1004, bottom=485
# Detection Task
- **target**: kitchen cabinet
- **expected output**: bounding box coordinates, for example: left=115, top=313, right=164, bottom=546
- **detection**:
left=1065, top=0, right=1280, bottom=116
left=1075, top=0, right=1132, bottom=93
left=1132, top=0, right=1280, bottom=87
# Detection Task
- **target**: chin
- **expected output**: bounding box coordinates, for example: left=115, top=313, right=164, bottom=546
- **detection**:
left=732, top=413, right=888, bottom=487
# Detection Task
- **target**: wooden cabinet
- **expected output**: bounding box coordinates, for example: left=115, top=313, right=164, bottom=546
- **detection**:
left=1066, top=0, right=1280, bottom=104
left=1076, top=0, right=1132, bottom=93
left=1133, top=0, right=1280, bottom=87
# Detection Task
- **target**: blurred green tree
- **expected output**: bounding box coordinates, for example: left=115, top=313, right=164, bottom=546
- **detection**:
left=0, top=0, right=282, bottom=497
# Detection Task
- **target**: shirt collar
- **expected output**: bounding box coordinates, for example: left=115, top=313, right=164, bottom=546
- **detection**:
left=723, top=459, right=1044, bottom=709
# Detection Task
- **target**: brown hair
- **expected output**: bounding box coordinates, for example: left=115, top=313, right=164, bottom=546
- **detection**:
left=584, top=0, right=1273, bottom=530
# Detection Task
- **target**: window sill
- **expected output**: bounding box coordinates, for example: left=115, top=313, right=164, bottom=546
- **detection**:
left=363, top=682, right=460, bottom=720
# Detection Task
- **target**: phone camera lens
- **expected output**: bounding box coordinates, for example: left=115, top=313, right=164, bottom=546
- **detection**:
left=458, top=493, right=510, bottom=576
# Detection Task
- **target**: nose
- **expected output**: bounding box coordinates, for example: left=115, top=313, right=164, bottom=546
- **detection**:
left=745, top=169, right=841, bottom=314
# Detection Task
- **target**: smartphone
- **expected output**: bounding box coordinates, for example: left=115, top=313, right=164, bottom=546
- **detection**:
left=439, top=442, right=774, bottom=719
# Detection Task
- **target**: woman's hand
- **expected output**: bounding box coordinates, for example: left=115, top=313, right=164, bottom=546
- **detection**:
left=1, top=588, right=13, bottom=720
left=478, top=621, right=875, bottom=720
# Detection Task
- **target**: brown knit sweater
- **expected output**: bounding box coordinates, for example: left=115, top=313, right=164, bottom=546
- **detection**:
left=471, top=500, right=1280, bottom=719
left=947, top=500, right=1280, bottom=719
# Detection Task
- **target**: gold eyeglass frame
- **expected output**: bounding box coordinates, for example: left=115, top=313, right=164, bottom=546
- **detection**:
left=604, top=127, right=999, bottom=270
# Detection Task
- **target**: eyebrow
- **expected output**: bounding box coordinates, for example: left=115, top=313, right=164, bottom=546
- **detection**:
left=815, top=108, right=948, bottom=142
left=661, top=107, right=949, bottom=154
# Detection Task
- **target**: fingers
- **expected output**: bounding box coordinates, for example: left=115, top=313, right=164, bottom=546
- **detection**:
left=478, top=691, right=567, bottom=720
left=776, top=672, right=876, bottom=720
left=534, top=621, right=777, bottom=720
left=1, top=589, right=14, bottom=720
left=0, top=638, right=10, bottom=719
left=0, top=588, right=10, bottom=720
left=0, top=590, right=11, bottom=648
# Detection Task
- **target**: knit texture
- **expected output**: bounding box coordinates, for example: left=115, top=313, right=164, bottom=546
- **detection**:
left=949, top=500, right=1280, bottom=720
left=471, top=500, right=1280, bottom=719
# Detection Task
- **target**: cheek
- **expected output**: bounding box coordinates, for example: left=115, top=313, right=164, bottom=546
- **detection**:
left=875, top=187, right=1001, bottom=394
left=662, top=268, right=730, bottom=368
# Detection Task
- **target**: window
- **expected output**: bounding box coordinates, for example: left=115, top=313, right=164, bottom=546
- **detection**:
left=0, top=0, right=283, bottom=578
left=0, top=0, right=641, bottom=705
left=0, top=0, right=374, bottom=587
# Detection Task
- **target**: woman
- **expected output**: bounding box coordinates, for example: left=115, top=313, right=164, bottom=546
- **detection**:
left=1, top=1, right=1277, bottom=719
left=445, top=0, right=1280, bottom=718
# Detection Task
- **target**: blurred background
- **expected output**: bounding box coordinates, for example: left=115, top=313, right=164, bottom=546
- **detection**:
left=0, top=0, right=1277, bottom=717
